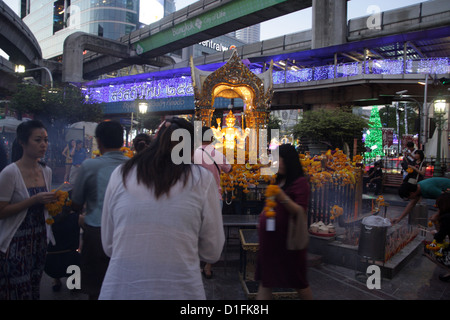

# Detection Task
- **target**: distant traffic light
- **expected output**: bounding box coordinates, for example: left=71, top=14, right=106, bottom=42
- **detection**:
left=439, top=77, right=450, bottom=85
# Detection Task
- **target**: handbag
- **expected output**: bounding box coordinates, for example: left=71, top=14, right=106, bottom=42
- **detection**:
left=286, top=205, right=309, bottom=250
left=407, top=162, right=423, bottom=185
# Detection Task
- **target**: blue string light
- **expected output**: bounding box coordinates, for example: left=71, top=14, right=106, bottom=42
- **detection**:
left=85, top=58, right=450, bottom=103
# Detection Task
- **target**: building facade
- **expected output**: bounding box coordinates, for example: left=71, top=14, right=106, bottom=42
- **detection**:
left=20, top=0, right=141, bottom=60
left=230, top=25, right=261, bottom=44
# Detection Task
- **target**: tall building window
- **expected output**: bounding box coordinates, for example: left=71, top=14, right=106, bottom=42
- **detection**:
left=53, top=0, right=65, bottom=34
left=98, top=24, right=104, bottom=37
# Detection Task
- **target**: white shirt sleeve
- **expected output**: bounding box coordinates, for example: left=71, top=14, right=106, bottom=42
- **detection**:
left=197, top=173, right=225, bottom=263
left=0, top=164, right=18, bottom=202
left=101, top=166, right=121, bottom=257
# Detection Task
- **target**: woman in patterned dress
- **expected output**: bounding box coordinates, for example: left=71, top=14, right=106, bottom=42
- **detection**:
left=0, top=120, right=56, bottom=300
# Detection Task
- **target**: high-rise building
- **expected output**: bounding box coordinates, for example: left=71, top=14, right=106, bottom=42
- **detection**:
left=20, top=0, right=141, bottom=60
left=229, top=25, right=261, bottom=44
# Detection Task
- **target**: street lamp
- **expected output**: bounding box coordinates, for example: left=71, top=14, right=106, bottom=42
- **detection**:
left=433, top=99, right=447, bottom=177
left=136, top=100, right=148, bottom=133
left=15, top=65, right=53, bottom=88
left=138, top=101, right=148, bottom=115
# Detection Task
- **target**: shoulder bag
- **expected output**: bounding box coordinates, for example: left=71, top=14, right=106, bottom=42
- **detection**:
left=407, top=161, right=423, bottom=185
left=286, top=205, right=309, bottom=250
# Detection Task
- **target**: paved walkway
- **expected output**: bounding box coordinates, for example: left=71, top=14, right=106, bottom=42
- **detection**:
left=39, top=189, right=449, bottom=300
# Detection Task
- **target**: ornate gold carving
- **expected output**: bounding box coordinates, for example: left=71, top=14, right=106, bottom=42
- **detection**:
left=190, top=50, right=273, bottom=128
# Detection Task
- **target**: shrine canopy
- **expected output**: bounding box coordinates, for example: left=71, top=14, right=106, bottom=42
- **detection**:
left=190, top=49, right=273, bottom=128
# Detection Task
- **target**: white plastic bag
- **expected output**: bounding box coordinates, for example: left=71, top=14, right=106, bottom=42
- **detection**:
left=362, top=215, right=391, bottom=227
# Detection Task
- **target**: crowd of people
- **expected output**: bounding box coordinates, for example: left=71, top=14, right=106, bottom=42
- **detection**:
left=0, top=118, right=228, bottom=300
left=0, top=118, right=448, bottom=300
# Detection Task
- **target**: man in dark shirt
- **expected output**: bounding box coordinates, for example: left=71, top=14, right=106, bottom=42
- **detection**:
left=363, top=161, right=383, bottom=195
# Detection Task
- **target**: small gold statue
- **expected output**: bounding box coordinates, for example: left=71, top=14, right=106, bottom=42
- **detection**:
left=211, top=110, right=250, bottom=151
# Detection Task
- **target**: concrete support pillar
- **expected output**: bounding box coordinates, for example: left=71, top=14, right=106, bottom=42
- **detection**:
left=312, top=0, right=347, bottom=49
left=62, top=33, right=84, bottom=83
left=62, top=32, right=131, bottom=83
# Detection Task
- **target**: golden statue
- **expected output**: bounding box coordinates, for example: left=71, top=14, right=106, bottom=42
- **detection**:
left=211, top=110, right=250, bottom=151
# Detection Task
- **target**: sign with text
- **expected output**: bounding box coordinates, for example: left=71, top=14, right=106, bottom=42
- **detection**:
left=135, top=0, right=289, bottom=54
left=382, top=128, right=394, bottom=147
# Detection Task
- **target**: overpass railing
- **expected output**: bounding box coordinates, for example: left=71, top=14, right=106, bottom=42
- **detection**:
left=266, top=58, right=450, bottom=85
left=363, top=155, right=450, bottom=176
left=86, top=57, right=450, bottom=103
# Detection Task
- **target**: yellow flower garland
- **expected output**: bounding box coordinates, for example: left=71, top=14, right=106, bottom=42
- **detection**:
left=264, top=185, right=280, bottom=218
left=120, top=146, right=134, bottom=158
left=300, top=148, right=360, bottom=191
left=220, top=149, right=276, bottom=202
left=93, top=147, right=134, bottom=159
left=330, top=205, right=343, bottom=220
left=44, top=190, right=71, bottom=225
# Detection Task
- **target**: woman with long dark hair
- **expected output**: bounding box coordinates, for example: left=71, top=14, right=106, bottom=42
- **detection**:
left=0, top=120, right=56, bottom=299
left=256, top=144, right=313, bottom=300
left=404, top=149, right=426, bottom=184
left=99, top=117, right=224, bottom=299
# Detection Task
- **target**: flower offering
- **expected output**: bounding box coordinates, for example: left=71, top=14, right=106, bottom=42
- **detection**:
left=120, top=146, right=134, bottom=158
left=264, top=184, right=280, bottom=231
left=44, top=190, right=71, bottom=225
left=300, top=148, right=359, bottom=191
left=330, top=205, right=343, bottom=221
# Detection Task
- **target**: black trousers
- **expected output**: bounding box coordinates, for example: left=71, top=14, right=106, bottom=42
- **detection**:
left=80, top=224, right=110, bottom=299
left=363, top=177, right=382, bottom=194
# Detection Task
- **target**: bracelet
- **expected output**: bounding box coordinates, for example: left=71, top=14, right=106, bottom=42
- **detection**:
left=280, top=198, right=290, bottom=204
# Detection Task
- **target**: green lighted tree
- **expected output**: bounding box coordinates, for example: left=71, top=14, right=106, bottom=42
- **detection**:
left=364, top=107, right=384, bottom=158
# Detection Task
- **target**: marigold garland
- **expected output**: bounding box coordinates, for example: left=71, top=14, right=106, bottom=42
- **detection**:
left=44, top=190, right=71, bottom=225
left=220, top=148, right=362, bottom=206
left=220, top=150, right=276, bottom=203
left=264, top=185, right=280, bottom=218
left=376, top=195, right=385, bottom=206
left=93, top=147, right=134, bottom=158
left=120, top=146, right=134, bottom=158
left=330, top=205, right=343, bottom=220
left=300, top=148, right=360, bottom=191
left=426, top=239, right=449, bottom=257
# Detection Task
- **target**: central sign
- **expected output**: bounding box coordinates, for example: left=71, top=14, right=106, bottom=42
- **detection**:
left=135, top=0, right=290, bottom=55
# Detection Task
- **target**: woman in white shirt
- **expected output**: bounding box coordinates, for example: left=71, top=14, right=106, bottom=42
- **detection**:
left=100, top=117, right=224, bottom=300
left=0, top=120, right=56, bottom=299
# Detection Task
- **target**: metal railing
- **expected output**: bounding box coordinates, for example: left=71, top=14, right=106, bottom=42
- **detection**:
left=363, top=156, right=450, bottom=176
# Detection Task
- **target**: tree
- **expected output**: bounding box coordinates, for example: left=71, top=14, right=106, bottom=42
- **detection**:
left=8, top=83, right=104, bottom=168
left=9, top=84, right=104, bottom=125
left=293, top=108, right=368, bottom=153
left=364, top=107, right=384, bottom=158
left=379, top=103, right=418, bottom=137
